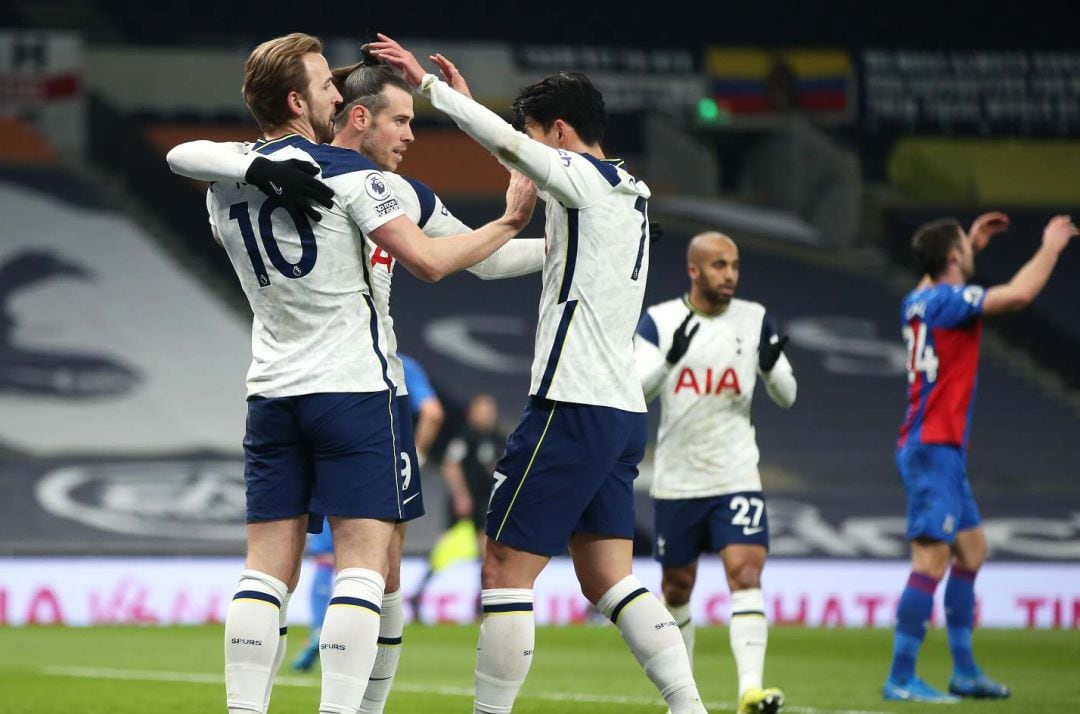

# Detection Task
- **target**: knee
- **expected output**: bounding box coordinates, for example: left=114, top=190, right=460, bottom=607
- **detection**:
left=661, top=569, right=695, bottom=606
left=725, top=555, right=764, bottom=591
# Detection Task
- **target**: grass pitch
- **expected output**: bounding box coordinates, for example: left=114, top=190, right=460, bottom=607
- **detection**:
left=0, top=624, right=1076, bottom=713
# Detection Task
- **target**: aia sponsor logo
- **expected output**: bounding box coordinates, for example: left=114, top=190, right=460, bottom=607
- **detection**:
left=674, top=367, right=741, bottom=395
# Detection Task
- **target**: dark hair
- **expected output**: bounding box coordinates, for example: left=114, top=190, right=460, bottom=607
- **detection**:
left=331, top=45, right=412, bottom=131
left=242, top=33, right=324, bottom=132
left=912, top=218, right=964, bottom=278
left=511, top=72, right=606, bottom=145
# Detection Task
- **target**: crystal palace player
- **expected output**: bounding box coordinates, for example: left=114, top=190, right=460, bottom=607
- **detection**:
left=635, top=232, right=795, bottom=714
left=885, top=212, right=1078, bottom=703
left=372, top=33, right=707, bottom=714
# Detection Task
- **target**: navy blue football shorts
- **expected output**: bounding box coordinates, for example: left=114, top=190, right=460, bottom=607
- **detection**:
left=652, top=491, right=771, bottom=567
left=485, top=397, right=647, bottom=557
left=243, top=390, right=404, bottom=526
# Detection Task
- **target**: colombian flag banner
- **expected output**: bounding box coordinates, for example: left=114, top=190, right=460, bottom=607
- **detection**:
left=704, top=47, right=853, bottom=118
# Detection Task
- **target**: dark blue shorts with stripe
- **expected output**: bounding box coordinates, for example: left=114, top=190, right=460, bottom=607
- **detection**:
left=485, top=396, right=646, bottom=557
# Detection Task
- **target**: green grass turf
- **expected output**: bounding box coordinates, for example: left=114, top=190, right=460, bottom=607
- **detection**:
left=0, top=624, right=1076, bottom=713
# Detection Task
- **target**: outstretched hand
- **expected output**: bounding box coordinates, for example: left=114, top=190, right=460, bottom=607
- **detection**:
left=503, top=170, right=537, bottom=230
left=244, top=157, right=334, bottom=222
left=1042, top=214, right=1079, bottom=254
left=430, top=53, right=473, bottom=98
left=969, top=211, right=1009, bottom=252
left=665, top=312, right=700, bottom=365
left=367, top=33, right=425, bottom=87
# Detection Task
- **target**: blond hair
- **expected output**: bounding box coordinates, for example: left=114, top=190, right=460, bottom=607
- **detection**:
left=242, top=33, right=324, bottom=132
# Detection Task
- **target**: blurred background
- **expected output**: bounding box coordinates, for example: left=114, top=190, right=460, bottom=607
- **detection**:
left=0, top=1, right=1077, bottom=628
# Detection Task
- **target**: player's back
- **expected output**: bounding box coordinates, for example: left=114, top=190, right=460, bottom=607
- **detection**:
left=898, top=282, right=985, bottom=449
left=207, top=135, right=402, bottom=398
left=532, top=154, right=651, bottom=412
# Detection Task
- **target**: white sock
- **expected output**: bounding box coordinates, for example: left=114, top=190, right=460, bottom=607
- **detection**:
left=263, top=591, right=291, bottom=711
left=665, top=600, right=695, bottom=669
left=473, top=588, right=535, bottom=714
left=359, top=589, right=404, bottom=713
left=597, top=576, right=704, bottom=714
left=730, top=588, right=768, bottom=697
left=225, top=569, right=288, bottom=714
left=319, top=568, right=386, bottom=714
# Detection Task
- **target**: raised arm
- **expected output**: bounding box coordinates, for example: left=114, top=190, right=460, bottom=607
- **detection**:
left=369, top=34, right=599, bottom=208
left=982, top=214, right=1077, bottom=315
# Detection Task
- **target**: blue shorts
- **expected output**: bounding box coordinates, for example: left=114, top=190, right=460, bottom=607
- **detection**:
left=244, top=390, right=403, bottom=525
left=896, top=443, right=981, bottom=543
left=485, top=397, right=647, bottom=557
left=653, top=492, right=770, bottom=567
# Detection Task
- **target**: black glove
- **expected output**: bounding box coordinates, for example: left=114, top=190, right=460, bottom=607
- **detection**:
left=759, top=334, right=789, bottom=372
left=649, top=221, right=664, bottom=244
left=665, top=312, right=700, bottom=364
left=244, top=156, right=335, bottom=222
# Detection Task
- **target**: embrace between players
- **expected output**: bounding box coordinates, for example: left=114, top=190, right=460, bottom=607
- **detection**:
left=166, top=29, right=1076, bottom=714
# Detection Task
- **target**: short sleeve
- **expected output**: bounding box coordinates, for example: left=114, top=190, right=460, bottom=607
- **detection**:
left=402, top=355, right=436, bottom=406
left=933, top=285, right=985, bottom=327
left=636, top=311, right=660, bottom=347
left=341, top=170, right=406, bottom=235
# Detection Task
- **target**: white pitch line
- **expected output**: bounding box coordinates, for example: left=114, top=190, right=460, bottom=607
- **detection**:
left=41, top=665, right=888, bottom=714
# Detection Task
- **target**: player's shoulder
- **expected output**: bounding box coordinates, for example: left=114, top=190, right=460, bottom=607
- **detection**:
left=729, top=298, right=767, bottom=322
left=395, top=175, right=440, bottom=226
left=645, top=296, right=689, bottom=321
left=572, top=153, right=650, bottom=198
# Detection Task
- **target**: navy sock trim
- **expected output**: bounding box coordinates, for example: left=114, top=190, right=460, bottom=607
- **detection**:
left=329, top=596, right=381, bottom=615
left=732, top=609, right=766, bottom=617
left=279, top=626, right=288, bottom=636
left=377, top=635, right=403, bottom=645
left=482, top=602, right=534, bottom=614
left=610, top=587, right=649, bottom=624
left=233, top=590, right=281, bottom=608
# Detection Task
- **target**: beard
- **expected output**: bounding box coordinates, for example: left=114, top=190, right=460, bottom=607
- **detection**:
left=313, top=114, right=336, bottom=144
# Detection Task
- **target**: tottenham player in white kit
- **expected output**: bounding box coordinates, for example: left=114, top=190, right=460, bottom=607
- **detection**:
left=169, top=55, right=543, bottom=714
left=193, top=34, right=534, bottom=714
left=635, top=233, right=796, bottom=714
left=371, top=34, right=707, bottom=714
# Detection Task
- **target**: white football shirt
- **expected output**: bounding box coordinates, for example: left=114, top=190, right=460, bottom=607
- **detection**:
left=421, top=75, right=652, bottom=412
left=206, top=134, right=403, bottom=398
left=635, top=296, right=796, bottom=498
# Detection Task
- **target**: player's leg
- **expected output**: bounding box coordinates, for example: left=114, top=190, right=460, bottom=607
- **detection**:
left=292, top=521, right=334, bottom=672
left=720, top=543, right=781, bottom=714
left=660, top=562, right=698, bottom=667
left=709, top=491, right=780, bottom=713
left=318, top=516, right=395, bottom=714
left=263, top=531, right=305, bottom=710
left=654, top=497, right=712, bottom=669
left=473, top=397, right=583, bottom=714
left=361, top=394, right=425, bottom=713
left=572, top=408, right=704, bottom=714
left=228, top=395, right=311, bottom=714
left=946, top=516, right=1009, bottom=698
left=226, top=517, right=307, bottom=714
left=885, top=444, right=961, bottom=703
left=473, top=539, right=549, bottom=714
left=303, top=391, right=403, bottom=714
left=571, top=535, right=704, bottom=714
left=359, top=522, right=408, bottom=714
